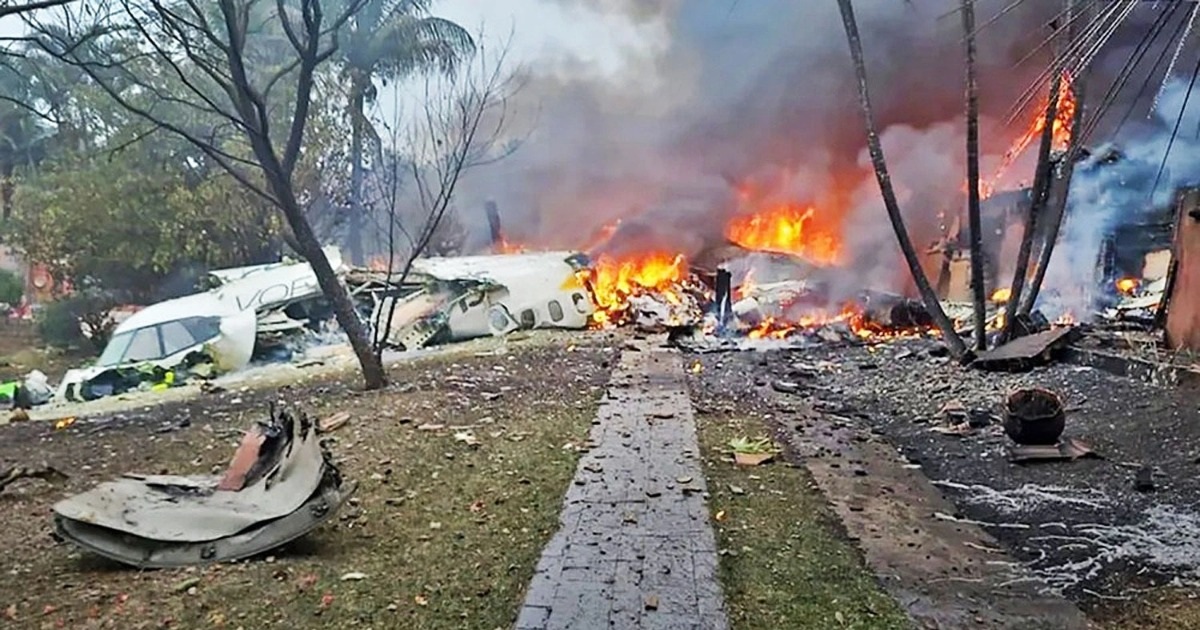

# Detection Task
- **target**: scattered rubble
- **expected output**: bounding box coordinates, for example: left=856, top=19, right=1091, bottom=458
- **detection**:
left=0, top=463, right=67, bottom=493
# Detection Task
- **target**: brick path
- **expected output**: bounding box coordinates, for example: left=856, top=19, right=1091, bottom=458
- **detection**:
left=515, top=343, right=729, bottom=630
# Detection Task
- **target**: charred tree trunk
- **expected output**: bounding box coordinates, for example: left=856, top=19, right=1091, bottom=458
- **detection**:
left=837, top=0, right=969, bottom=360
left=962, top=0, right=987, bottom=352
left=347, top=79, right=367, bottom=267
left=1000, top=58, right=1063, bottom=342
left=485, top=200, right=503, bottom=247
left=1020, top=2, right=1085, bottom=316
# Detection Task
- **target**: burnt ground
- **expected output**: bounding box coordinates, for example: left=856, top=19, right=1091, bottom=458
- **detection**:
left=0, top=336, right=615, bottom=630
left=689, top=335, right=1200, bottom=620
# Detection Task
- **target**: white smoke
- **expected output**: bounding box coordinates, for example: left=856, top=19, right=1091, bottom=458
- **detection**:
left=447, top=0, right=1059, bottom=266
left=1039, top=78, right=1200, bottom=318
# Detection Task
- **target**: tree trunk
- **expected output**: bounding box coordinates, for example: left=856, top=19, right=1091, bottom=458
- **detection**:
left=258, top=145, right=387, bottom=390
left=347, top=80, right=367, bottom=267
left=1000, top=63, right=1062, bottom=342
left=1020, top=1, right=1085, bottom=316
left=285, top=194, right=387, bottom=389
left=962, top=0, right=987, bottom=352
left=837, top=0, right=969, bottom=360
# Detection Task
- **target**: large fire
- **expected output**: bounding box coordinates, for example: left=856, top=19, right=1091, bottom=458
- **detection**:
left=1115, top=277, right=1139, bottom=295
left=980, top=70, right=1077, bottom=199
left=528, top=74, right=1083, bottom=340
left=746, top=308, right=855, bottom=340
left=581, top=252, right=687, bottom=326
left=726, top=203, right=842, bottom=265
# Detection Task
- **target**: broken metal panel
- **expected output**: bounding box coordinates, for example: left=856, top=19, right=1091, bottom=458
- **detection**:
left=211, top=309, right=258, bottom=370
left=254, top=310, right=309, bottom=334
left=417, top=251, right=594, bottom=341
left=357, top=251, right=594, bottom=351
left=1144, top=249, right=1171, bottom=281
left=56, top=294, right=257, bottom=401
left=207, top=246, right=343, bottom=287
left=376, top=289, right=457, bottom=349
left=211, top=247, right=341, bottom=314
left=1010, top=438, right=1098, bottom=463
left=445, top=288, right=499, bottom=339
left=54, top=251, right=347, bottom=403
left=54, top=410, right=325, bottom=543
left=54, top=407, right=343, bottom=567
left=54, top=479, right=353, bottom=569
left=410, top=251, right=584, bottom=282
left=972, top=327, right=1080, bottom=372
left=54, top=407, right=352, bottom=568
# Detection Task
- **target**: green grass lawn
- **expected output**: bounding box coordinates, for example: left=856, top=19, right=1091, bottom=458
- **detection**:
left=696, top=411, right=912, bottom=630
left=0, top=342, right=611, bottom=630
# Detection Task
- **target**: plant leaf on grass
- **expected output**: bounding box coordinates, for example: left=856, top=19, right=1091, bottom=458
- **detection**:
left=728, top=436, right=775, bottom=454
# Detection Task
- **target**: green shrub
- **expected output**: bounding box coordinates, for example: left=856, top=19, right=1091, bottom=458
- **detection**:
left=0, top=269, right=21, bottom=306
left=36, top=293, right=114, bottom=352
left=36, top=298, right=85, bottom=350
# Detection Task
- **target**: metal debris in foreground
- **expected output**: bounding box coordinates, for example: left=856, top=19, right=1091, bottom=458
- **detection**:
left=52, top=406, right=355, bottom=568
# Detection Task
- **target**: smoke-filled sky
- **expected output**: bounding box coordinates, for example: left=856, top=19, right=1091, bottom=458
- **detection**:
left=393, top=1, right=1199, bottom=312
left=403, top=1, right=1062, bottom=282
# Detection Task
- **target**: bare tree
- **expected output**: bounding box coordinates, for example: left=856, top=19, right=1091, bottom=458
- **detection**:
left=28, top=0, right=390, bottom=389
left=837, top=0, right=969, bottom=360
left=368, top=38, right=520, bottom=353
left=0, top=0, right=73, bottom=19
left=962, top=0, right=987, bottom=352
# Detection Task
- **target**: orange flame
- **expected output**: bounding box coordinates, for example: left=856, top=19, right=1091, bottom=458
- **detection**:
left=1115, top=277, right=1139, bottom=295
left=726, top=204, right=841, bottom=265
left=980, top=70, right=1076, bottom=199
left=582, top=220, right=623, bottom=254
left=581, top=252, right=687, bottom=326
left=743, top=303, right=938, bottom=342
left=495, top=238, right=526, bottom=254
left=1054, top=312, right=1077, bottom=327
left=991, top=287, right=1012, bottom=304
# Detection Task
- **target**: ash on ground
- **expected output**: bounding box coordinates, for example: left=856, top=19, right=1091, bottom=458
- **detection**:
left=688, top=336, right=1200, bottom=606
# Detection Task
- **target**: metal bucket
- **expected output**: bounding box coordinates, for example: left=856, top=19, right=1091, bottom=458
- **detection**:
left=1004, top=388, right=1066, bottom=445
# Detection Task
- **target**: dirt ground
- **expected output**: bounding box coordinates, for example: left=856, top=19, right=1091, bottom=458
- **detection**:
left=0, top=336, right=614, bottom=630
left=690, top=334, right=1200, bottom=626
left=8, top=326, right=1200, bottom=628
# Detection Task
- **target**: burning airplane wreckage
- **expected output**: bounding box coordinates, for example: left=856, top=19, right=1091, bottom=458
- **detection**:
left=30, top=67, right=1200, bottom=406
left=39, top=240, right=947, bottom=407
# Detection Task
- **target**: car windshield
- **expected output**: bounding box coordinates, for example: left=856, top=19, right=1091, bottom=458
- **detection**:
left=96, top=316, right=223, bottom=367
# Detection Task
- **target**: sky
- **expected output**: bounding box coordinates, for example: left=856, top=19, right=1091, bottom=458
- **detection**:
left=0, top=0, right=661, bottom=77
left=374, top=0, right=668, bottom=125
left=433, top=0, right=660, bottom=77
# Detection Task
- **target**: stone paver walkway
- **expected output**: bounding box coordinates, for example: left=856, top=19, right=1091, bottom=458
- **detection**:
left=515, top=343, right=729, bottom=630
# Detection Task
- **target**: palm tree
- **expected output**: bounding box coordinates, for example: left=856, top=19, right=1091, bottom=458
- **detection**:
left=339, top=0, right=474, bottom=265
left=836, top=0, right=969, bottom=360
left=0, top=61, right=51, bottom=222
left=962, top=0, right=987, bottom=352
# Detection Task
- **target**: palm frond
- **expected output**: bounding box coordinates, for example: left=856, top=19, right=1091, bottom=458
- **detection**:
left=367, top=16, right=474, bottom=80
